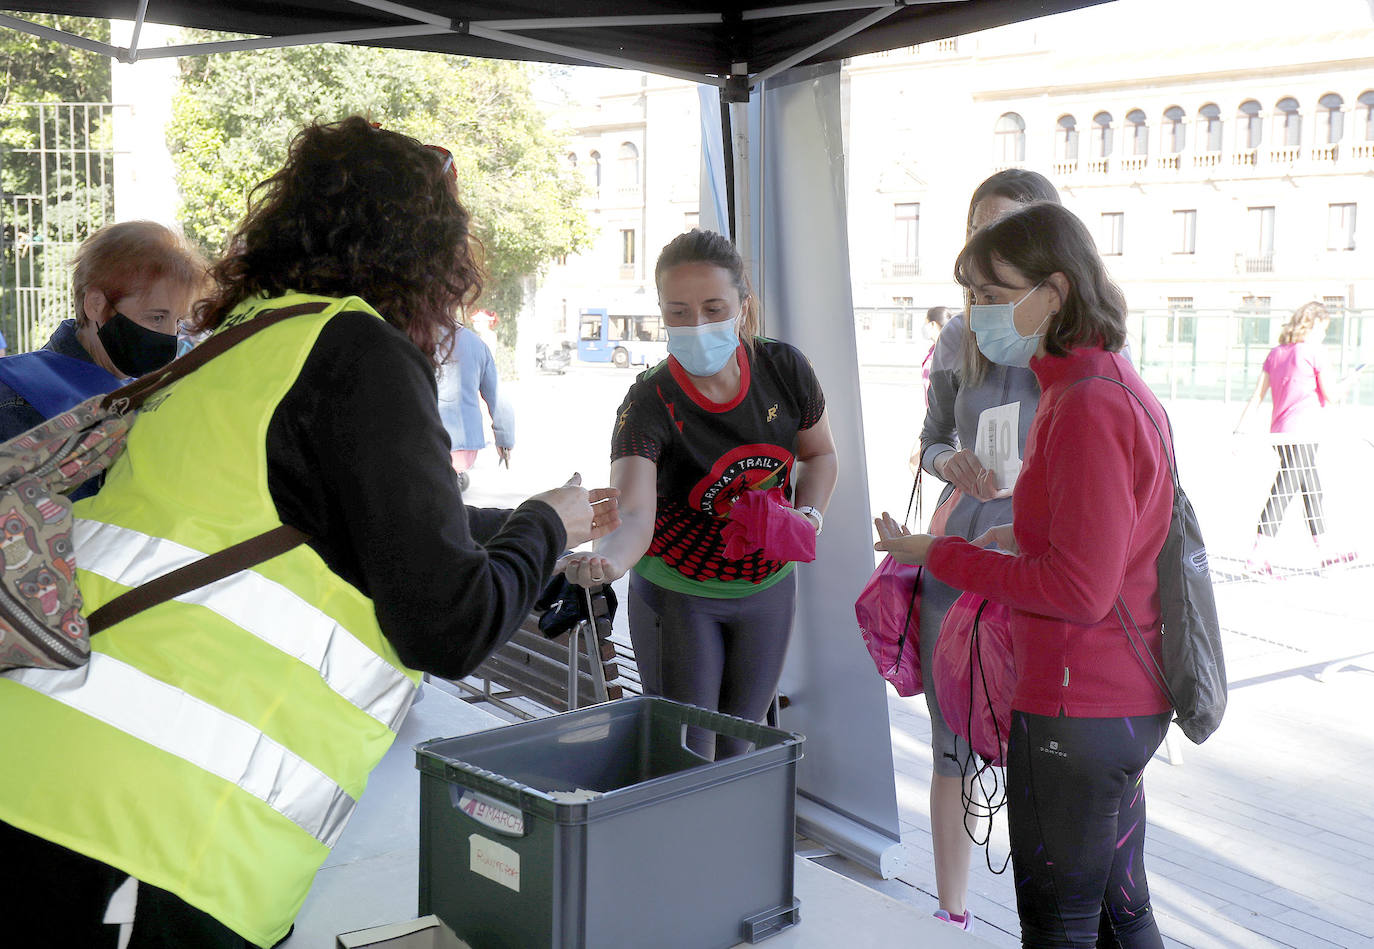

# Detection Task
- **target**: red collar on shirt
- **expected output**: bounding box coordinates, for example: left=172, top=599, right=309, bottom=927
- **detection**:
left=668, top=343, right=751, bottom=412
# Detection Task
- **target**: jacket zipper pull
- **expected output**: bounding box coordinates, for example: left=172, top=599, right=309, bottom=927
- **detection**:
left=1063, top=667, right=1070, bottom=687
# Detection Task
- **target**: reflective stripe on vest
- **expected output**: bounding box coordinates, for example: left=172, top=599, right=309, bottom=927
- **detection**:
left=5, top=653, right=355, bottom=848
left=0, top=293, right=418, bottom=946
left=73, top=519, right=414, bottom=731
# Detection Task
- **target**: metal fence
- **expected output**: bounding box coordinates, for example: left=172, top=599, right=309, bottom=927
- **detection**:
left=853, top=306, right=1374, bottom=406
left=0, top=102, right=126, bottom=353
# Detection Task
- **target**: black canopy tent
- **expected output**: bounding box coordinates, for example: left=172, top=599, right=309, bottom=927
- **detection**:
left=0, top=0, right=1113, bottom=877
left=1, top=1, right=1106, bottom=89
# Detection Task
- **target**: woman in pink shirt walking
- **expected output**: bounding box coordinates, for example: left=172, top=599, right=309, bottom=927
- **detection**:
left=1235, top=302, right=1351, bottom=571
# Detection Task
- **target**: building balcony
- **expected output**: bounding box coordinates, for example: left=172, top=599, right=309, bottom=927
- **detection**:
left=881, top=258, right=921, bottom=278
left=1238, top=253, right=1274, bottom=274
left=619, top=264, right=636, bottom=279
left=1043, top=139, right=1374, bottom=186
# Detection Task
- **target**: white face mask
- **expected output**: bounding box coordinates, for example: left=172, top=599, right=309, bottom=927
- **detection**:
left=967, top=282, right=1049, bottom=368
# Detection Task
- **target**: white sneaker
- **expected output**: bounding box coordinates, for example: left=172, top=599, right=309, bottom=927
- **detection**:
left=933, top=908, right=974, bottom=931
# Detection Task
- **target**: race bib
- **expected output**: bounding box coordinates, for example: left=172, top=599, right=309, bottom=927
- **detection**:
left=975, top=402, right=1021, bottom=497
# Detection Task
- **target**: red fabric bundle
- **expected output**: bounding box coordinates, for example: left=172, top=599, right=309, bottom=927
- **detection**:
left=934, top=592, right=1015, bottom=766
left=720, top=487, right=816, bottom=563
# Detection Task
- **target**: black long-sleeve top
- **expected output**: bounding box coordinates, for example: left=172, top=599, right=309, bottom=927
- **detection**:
left=263, top=309, right=565, bottom=678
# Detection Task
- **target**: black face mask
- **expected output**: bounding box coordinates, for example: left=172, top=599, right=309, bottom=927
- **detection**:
left=96, top=312, right=178, bottom=377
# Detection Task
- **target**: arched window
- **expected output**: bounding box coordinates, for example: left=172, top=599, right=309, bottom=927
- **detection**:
left=1275, top=97, right=1301, bottom=147
left=1237, top=100, right=1262, bottom=150
left=1056, top=115, right=1079, bottom=160
left=1318, top=93, right=1344, bottom=144
left=1361, top=90, right=1374, bottom=141
left=1092, top=112, right=1113, bottom=158
left=1126, top=110, right=1149, bottom=156
left=618, top=142, right=640, bottom=188
left=1163, top=106, right=1186, bottom=153
left=589, top=150, right=602, bottom=190
left=995, top=112, right=1025, bottom=163
left=1198, top=103, right=1222, bottom=152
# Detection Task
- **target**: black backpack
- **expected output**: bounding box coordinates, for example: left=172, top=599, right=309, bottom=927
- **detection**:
left=1067, top=376, right=1227, bottom=744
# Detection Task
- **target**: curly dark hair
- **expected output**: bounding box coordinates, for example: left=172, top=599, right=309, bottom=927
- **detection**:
left=195, top=116, right=483, bottom=366
left=955, top=201, right=1128, bottom=356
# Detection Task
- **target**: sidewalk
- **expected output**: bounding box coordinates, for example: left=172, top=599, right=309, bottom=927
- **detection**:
left=825, top=560, right=1374, bottom=947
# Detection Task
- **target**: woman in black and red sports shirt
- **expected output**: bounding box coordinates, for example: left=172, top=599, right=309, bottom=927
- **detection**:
left=563, top=229, right=838, bottom=759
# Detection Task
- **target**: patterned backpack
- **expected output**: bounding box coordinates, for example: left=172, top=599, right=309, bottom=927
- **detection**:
left=0, top=303, right=321, bottom=671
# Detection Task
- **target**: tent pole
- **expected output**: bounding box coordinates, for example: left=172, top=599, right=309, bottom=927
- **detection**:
left=718, top=93, right=736, bottom=243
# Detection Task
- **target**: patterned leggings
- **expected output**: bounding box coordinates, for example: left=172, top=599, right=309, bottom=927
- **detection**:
left=1006, top=710, right=1172, bottom=948
left=1257, top=443, right=1325, bottom=537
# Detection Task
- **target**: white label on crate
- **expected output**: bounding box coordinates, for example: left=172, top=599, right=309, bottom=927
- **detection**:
left=457, top=789, right=525, bottom=836
left=470, top=834, right=521, bottom=892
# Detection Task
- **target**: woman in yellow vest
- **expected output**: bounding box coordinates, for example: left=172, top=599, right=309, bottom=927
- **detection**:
left=0, top=117, right=618, bottom=948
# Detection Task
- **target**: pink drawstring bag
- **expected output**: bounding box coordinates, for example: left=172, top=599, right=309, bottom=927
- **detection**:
left=934, top=593, right=1015, bottom=766
left=854, top=558, right=923, bottom=696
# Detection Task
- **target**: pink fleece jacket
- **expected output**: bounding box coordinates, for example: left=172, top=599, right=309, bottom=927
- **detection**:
left=927, top=346, right=1175, bottom=718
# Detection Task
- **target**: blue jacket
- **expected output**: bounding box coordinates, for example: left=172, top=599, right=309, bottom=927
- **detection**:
left=436, top=327, right=513, bottom=451
left=0, top=320, right=122, bottom=443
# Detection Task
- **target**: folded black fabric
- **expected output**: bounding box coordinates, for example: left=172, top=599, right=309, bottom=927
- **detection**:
left=534, top=574, right=618, bottom=640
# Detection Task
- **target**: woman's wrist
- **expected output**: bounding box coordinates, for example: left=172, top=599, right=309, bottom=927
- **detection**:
left=796, top=505, right=823, bottom=534
left=932, top=449, right=956, bottom=478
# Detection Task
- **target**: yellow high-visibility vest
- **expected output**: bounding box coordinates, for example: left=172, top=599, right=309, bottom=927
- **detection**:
left=0, top=292, right=421, bottom=947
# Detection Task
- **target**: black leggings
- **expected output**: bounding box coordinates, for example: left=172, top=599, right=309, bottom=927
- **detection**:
left=1006, top=710, right=1172, bottom=949
left=628, top=570, right=796, bottom=760
left=1258, top=442, right=1325, bottom=537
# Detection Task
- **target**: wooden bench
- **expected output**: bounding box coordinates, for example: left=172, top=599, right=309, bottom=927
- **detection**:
left=447, top=600, right=642, bottom=720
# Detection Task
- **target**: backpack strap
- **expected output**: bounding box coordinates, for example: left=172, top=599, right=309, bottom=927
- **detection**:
left=102, top=301, right=331, bottom=414
left=86, top=525, right=308, bottom=635
left=1061, top=374, right=1180, bottom=489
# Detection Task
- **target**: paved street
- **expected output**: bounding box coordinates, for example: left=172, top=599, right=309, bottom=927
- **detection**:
left=463, top=359, right=1374, bottom=947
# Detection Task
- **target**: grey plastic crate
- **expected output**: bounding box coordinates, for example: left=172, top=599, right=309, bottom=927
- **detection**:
left=415, top=696, right=804, bottom=949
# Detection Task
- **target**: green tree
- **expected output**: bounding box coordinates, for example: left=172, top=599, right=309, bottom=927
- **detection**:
left=167, top=41, right=591, bottom=351
left=0, top=17, right=113, bottom=349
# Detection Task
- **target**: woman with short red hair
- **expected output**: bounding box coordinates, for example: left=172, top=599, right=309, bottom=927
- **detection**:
left=0, top=219, right=208, bottom=441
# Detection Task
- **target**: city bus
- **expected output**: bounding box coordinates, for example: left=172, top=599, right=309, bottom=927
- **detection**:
left=577, top=308, right=669, bottom=368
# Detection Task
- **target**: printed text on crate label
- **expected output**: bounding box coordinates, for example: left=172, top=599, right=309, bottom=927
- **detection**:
left=470, top=834, right=521, bottom=892
left=457, top=790, right=524, bottom=835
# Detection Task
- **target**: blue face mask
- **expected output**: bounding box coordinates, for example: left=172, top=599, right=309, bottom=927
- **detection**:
left=666, top=318, right=739, bottom=376
left=968, top=281, right=1049, bottom=368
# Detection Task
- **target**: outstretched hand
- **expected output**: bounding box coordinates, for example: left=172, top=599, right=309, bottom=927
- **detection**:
left=531, top=473, right=621, bottom=549
left=873, top=511, right=936, bottom=566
